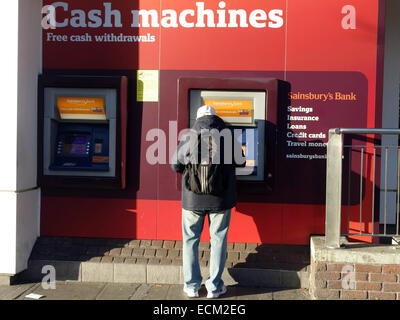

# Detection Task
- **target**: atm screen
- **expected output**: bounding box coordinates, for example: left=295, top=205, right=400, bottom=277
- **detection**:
left=61, top=134, right=89, bottom=155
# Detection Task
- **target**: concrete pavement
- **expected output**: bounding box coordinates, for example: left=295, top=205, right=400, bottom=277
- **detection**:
left=0, top=281, right=310, bottom=300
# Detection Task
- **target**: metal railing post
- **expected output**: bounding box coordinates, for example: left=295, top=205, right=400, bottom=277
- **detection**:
left=324, top=128, right=400, bottom=244
left=325, top=129, right=343, bottom=248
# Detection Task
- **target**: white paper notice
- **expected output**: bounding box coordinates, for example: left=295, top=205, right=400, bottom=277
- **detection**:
left=25, top=293, right=45, bottom=300
left=137, top=70, right=159, bottom=102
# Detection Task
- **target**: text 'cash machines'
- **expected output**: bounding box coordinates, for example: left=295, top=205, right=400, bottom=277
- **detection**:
left=38, top=75, right=127, bottom=190
left=179, top=77, right=278, bottom=193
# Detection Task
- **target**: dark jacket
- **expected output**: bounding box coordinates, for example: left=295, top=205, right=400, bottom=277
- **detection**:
left=171, top=115, right=245, bottom=211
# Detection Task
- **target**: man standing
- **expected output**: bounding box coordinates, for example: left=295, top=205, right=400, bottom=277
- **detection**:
left=171, top=105, right=245, bottom=299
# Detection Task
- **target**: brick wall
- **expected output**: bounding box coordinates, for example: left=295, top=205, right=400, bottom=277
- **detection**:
left=310, top=259, right=400, bottom=300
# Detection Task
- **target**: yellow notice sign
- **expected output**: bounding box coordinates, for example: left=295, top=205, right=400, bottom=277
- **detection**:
left=57, top=97, right=106, bottom=120
left=137, top=70, right=159, bottom=102
left=204, top=99, right=253, bottom=124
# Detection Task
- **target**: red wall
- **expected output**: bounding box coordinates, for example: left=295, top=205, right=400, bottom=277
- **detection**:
left=41, top=0, right=384, bottom=245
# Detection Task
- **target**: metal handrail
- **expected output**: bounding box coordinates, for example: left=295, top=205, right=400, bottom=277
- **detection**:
left=325, top=128, right=400, bottom=248
left=334, top=128, right=400, bottom=135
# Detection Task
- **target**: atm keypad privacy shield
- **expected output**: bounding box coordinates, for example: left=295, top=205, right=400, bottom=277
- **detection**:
left=235, top=126, right=258, bottom=177
left=50, top=123, right=110, bottom=171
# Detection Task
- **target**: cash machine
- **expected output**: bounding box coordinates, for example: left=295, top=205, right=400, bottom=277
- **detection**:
left=38, top=75, right=127, bottom=189
left=189, top=90, right=266, bottom=181
left=178, top=77, right=278, bottom=193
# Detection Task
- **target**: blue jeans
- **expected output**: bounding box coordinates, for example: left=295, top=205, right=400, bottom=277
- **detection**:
left=182, top=208, right=231, bottom=293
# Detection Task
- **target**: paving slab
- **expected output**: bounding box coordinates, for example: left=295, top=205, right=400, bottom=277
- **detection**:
left=280, top=270, right=310, bottom=288
left=147, top=264, right=181, bottom=284
left=130, top=283, right=176, bottom=300
left=114, top=262, right=146, bottom=283
left=224, top=286, right=273, bottom=300
left=165, top=284, right=190, bottom=300
left=129, top=283, right=154, bottom=300
left=0, top=283, right=38, bottom=300
left=96, top=283, right=141, bottom=300
left=272, top=288, right=310, bottom=300
left=17, top=281, right=106, bottom=300
left=81, top=262, right=113, bottom=282
left=225, top=268, right=281, bottom=287
left=142, top=284, right=171, bottom=300
left=0, top=281, right=311, bottom=300
left=0, top=275, right=13, bottom=286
